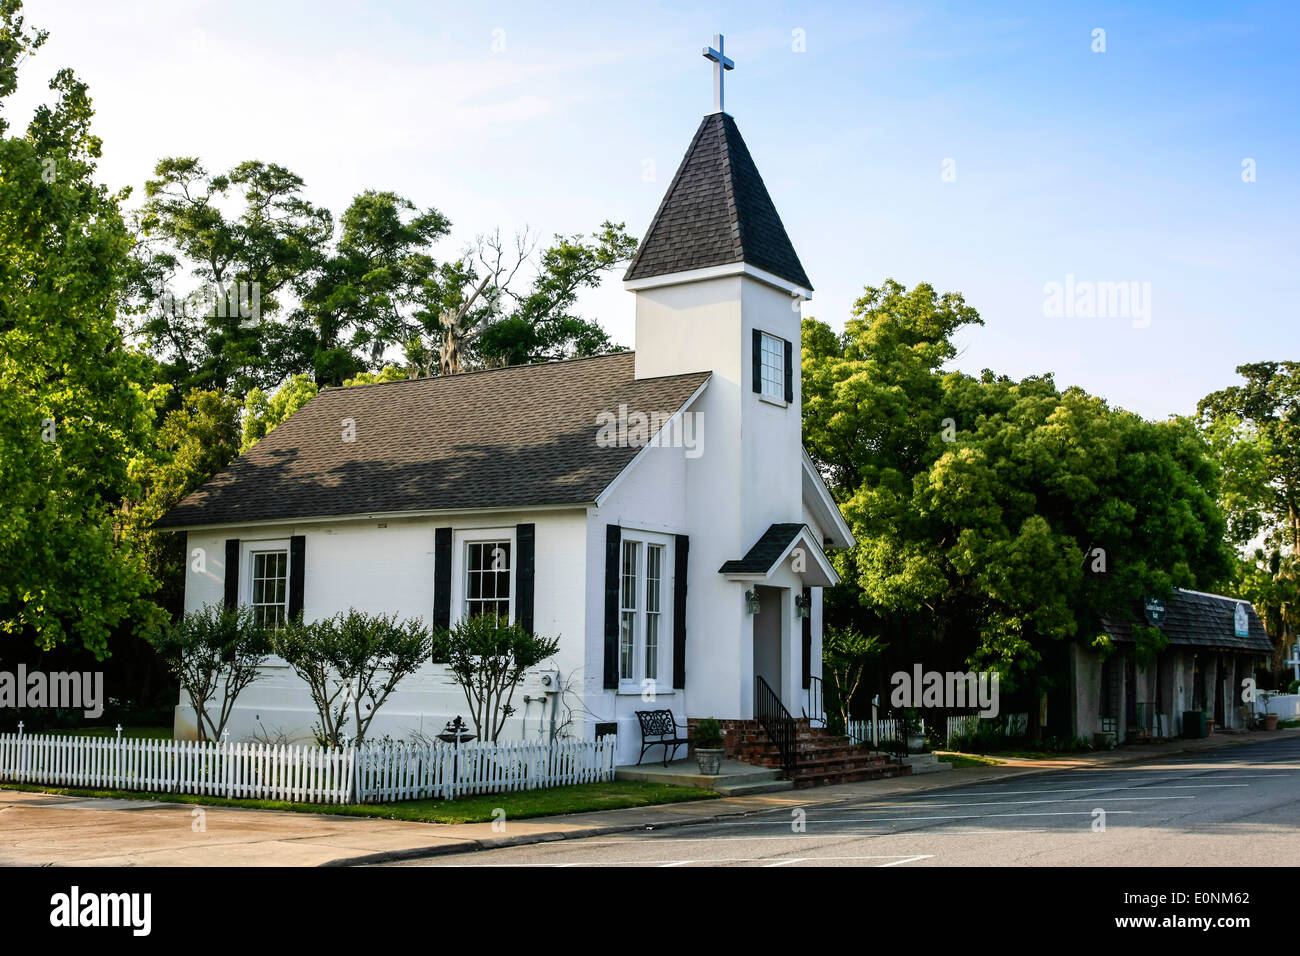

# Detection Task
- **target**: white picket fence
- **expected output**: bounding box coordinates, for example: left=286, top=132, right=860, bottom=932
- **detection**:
left=845, top=712, right=1029, bottom=747
left=354, top=735, right=618, bottom=802
left=0, top=731, right=617, bottom=805
left=0, top=732, right=355, bottom=803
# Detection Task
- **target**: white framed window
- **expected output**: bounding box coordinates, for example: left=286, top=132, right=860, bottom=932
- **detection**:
left=452, top=528, right=515, bottom=624
left=759, top=331, right=785, bottom=402
left=618, top=531, right=673, bottom=692
left=242, top=539, right=290, bottom=629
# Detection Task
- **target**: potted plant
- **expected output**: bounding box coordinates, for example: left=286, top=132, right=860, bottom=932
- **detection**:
left=903, top=709, right=926, bottom=754
left=1204, top=710, right=1215, bottom=735
left=1261, top=691, right=1280, bottom=731
left=693, top=718, right=725, bottom=775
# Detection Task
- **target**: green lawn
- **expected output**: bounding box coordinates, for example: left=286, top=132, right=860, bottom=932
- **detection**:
left=42, top=726, right=173, bottom=740
left=0, top=779, right=717, bottom=824
left=934, top=752, right=1005, bottom=768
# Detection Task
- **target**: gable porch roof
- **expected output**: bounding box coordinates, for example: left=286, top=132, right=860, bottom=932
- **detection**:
left=718, top=522, right=839, bottom=587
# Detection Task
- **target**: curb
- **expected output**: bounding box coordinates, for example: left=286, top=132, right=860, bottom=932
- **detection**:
left=323, top=729, right=1300, bottom=866
left=320, top=808, right=760, bottom=867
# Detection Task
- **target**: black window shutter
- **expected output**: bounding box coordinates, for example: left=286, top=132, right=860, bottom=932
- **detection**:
left=673, top=534, right=689, bottom=689
left=223, top=539, right=240, bottom=608
left=516, top=523, right=535, bottom=634
left=433, top=527, right=452, bottom=631
left=603, top=524, right=621, bottom=689
left=801, top=586, right=812, bottom=689
left=751, top=328, right=762, bottom=393
left=784, top=339, right=794, bottom=403
left=288, top=535, right=306, bottom=621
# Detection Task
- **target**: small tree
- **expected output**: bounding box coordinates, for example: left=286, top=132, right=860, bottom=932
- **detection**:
left=822, top=625, right=883, bottom=736
left=274, top=610, right=432, bottom=747
left=148, top=603, right=270, bottom=743
left=434, top=617, right=561, bottom=742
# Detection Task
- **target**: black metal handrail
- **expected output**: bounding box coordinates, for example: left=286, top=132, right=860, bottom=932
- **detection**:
left=803, top=675, right=825, bottom=728
left=755, top=675, right=797, bottom=779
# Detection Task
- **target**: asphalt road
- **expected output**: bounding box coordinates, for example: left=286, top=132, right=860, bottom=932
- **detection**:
left=393, top=736, right=1300, bottom=867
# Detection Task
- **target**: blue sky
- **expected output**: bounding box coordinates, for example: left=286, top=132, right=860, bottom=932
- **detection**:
left=16, top=0, right=1300, bottom=419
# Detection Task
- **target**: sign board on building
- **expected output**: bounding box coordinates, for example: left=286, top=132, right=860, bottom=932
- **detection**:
left=1234, top=602, right=1249, bottom=638
left=1144, top=597, right=1166, bottom=627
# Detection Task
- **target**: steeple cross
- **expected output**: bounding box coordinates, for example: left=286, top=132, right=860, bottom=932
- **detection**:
left=702, top=33, right=734, bottom=114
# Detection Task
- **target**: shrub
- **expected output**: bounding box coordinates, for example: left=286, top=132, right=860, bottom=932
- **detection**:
left=433, top=616, right=561, bottom=743
left=147, top=603, right=269, bottom=743
left=693, top=718, right=724, bottom=749
left=273, top=610, right=432, bottom=747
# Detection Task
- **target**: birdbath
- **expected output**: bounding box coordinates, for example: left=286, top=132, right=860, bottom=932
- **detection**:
left=436, top=717, right=477, bottom=798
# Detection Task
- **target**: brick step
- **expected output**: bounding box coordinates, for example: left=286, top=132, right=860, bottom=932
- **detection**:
left=723, top=719, right=910, bottom=788
left=791, top=764, right=912, bottom=788
left=737, top=743, right=893, bottom=762
left=743, top=749, right=894, bottom=775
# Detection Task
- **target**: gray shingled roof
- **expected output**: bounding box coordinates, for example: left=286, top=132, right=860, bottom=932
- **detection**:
left=1099, top=589, right=1273, bottom=654
left=718, top=523, right=812, bottom=575
left=624, top=113, right=812, bottom=290
left=156, top=353, right=710, bottom=529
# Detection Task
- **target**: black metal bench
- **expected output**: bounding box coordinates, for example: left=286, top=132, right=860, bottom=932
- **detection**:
left=635, top=709, right=689, bottom=766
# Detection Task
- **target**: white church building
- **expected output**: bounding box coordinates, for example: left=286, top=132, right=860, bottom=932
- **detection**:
left=158, top=45, right=854, bottom=767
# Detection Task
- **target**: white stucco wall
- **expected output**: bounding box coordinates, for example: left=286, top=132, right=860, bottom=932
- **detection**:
left=177, top=508, right=588, bottom=746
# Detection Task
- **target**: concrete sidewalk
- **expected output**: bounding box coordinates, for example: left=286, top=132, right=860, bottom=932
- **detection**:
left=2, top=728, right=1294, bottom=867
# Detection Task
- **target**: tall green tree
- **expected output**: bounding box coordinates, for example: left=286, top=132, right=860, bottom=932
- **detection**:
left=0, top=0, right=159, bottom=655
left=123, top=388, right=241, bottom=618
left=804, top=280, right=1232, bottom=727
left=471, top=221, right=638, bottom=369
left=126, top=157, right=332, bottom=398
left=298, top=190, right=449, bottom=385
left=1198, top=362, right=1300, bottom=673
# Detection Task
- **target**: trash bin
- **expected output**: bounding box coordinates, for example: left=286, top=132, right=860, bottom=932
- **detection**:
left=1182, top=710, right=1206, bottom=739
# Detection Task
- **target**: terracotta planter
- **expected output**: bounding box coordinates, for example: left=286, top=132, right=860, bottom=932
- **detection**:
left=1205, top=718, right=1216, bottom=735
left=1263, top=713, right=1279, bottom=731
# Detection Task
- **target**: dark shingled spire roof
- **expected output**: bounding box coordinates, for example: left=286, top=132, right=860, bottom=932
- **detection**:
left=624, top=112, right=811, bottom=290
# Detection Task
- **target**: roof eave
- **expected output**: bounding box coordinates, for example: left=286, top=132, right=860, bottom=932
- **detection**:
left=623, top=261, right=812, bottom=299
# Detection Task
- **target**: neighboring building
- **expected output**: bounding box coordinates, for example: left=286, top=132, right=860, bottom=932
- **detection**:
left=1071, top=588, right=1273, bottom=743
left=157, top=104, right=853, bottom=765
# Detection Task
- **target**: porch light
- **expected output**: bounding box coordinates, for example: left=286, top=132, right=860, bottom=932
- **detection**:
left=794, top=593, right=811, bottom=618
left=744, top=588, right=761, bottom=614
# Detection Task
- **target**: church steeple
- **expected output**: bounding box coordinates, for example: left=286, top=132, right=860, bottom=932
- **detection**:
left=623, top=112, right=812, bottom=294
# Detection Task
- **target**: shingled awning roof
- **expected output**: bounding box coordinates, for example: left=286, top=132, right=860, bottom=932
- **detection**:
left=624, top=112, right=812, bottom=291
left=156, top=353, right=710, bottom=529
left=718, top=523, right=838, bottom=587
left=1099, top=589, right=1273, bottom=654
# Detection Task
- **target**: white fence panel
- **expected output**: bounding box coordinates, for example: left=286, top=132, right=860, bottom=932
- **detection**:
left=1, top=731, right=616, bottom=805
left=0, top=732, right=353, bottom=804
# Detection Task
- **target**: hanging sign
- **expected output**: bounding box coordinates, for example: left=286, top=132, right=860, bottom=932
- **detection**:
left=1144, top=597, right=1166, bottom=627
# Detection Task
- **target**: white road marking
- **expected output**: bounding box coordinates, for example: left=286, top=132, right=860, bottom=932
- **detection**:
left=718, top=810, right=1139, bottom=825
left=763, top=858, right=807, bottom=867
left=878, top=854, right=933, bottom=867
left=823, top=783, right=1249, bottom=804
left=578, top=830, right=1047, bottom=845
left=820, top=795, right=1195, bottom=812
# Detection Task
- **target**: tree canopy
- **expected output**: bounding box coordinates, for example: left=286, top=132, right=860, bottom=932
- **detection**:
left=804, top=280, right=1233, bottom=699
left=0, top=4, right=160, bottom=655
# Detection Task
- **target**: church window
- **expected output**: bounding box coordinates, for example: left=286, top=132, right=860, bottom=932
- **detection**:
left=618, top=533, right=672, bottom=690
left=759, top=331, right=785, bottom=401
left=249, top=549, right=289, bottom=628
